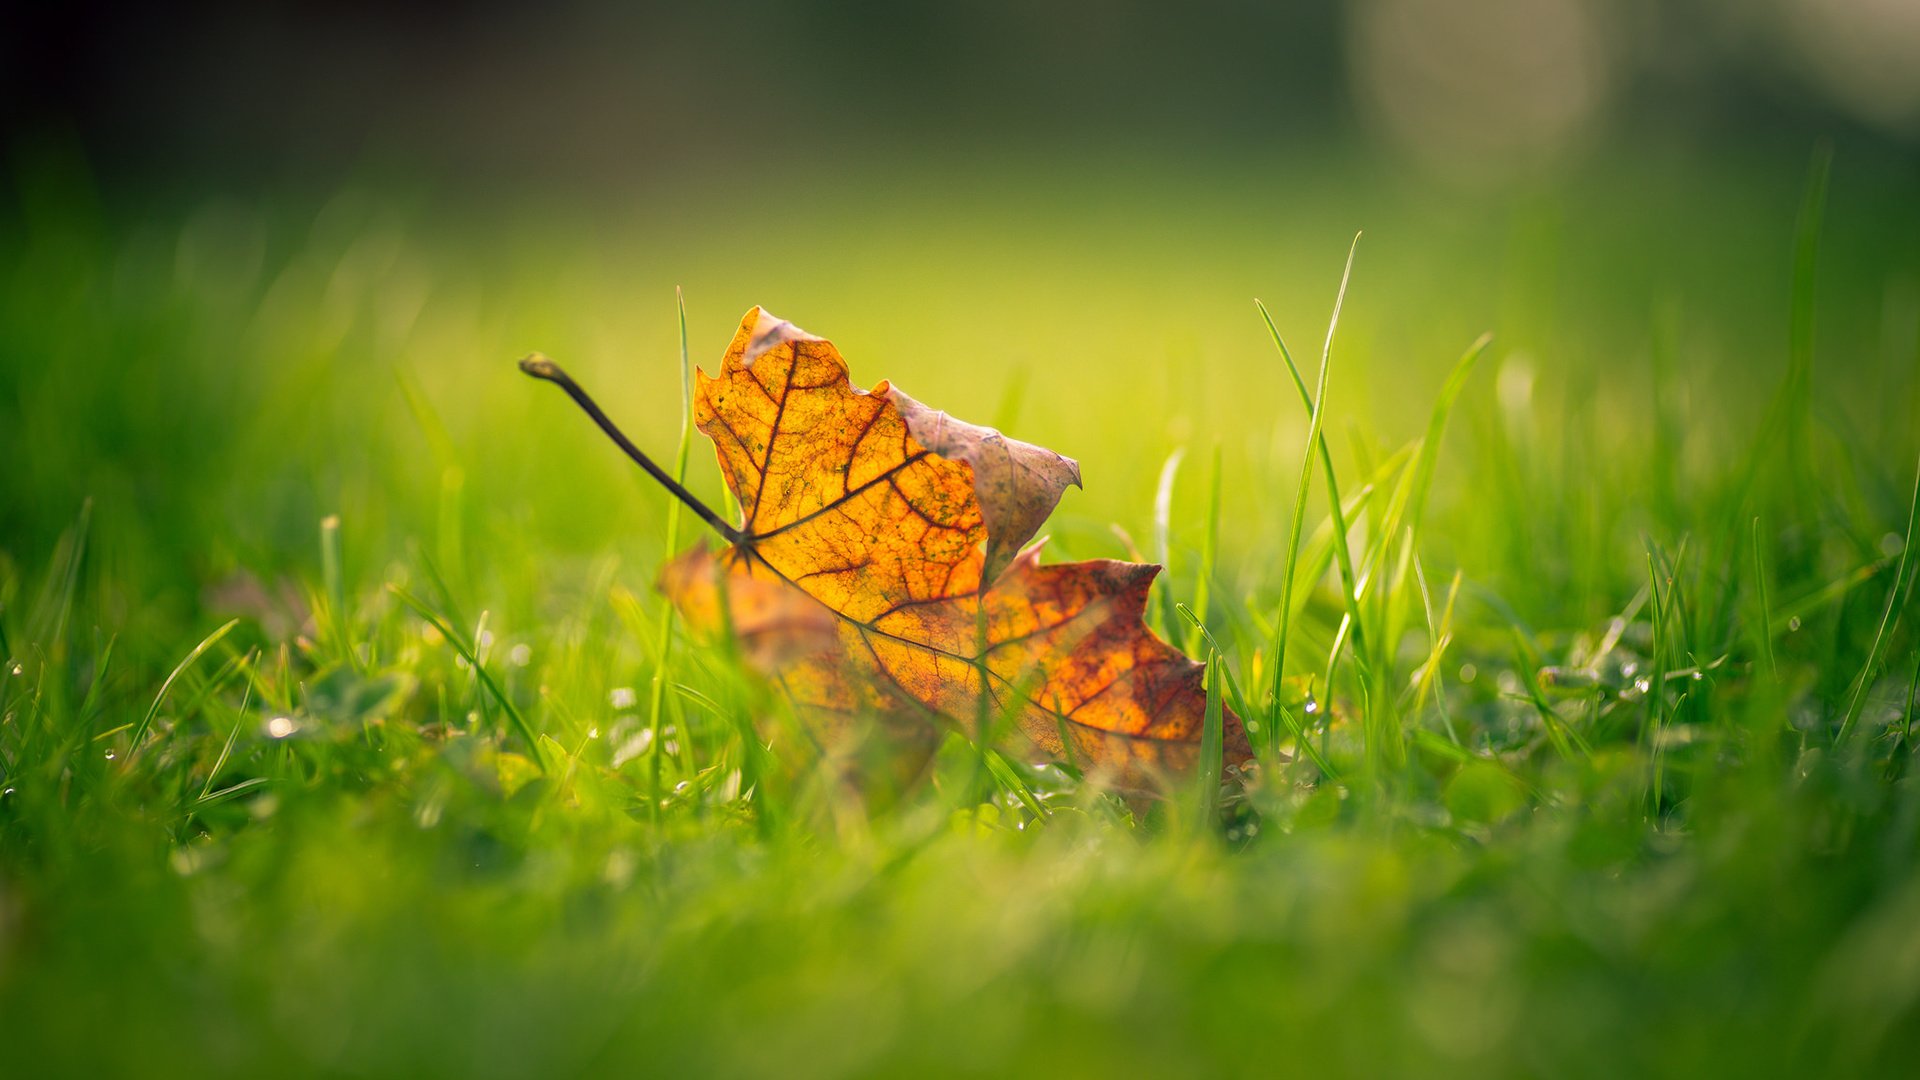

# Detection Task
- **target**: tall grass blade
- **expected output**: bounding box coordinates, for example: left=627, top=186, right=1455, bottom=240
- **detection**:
left=1257, top=297, right=1369, bottom=676
left=1645, top=549, right=1670, bottom=816
left=649, top=288, right=700, bottom=806
left=1153, top=446, right=1185, bottom=638
left=1268, top=234, right=1360, bottom=766
left=1838, top=451, right=1920, bottom=743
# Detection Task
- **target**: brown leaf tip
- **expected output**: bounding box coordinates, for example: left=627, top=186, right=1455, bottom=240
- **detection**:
left=743, top=306, right=823, bottom=367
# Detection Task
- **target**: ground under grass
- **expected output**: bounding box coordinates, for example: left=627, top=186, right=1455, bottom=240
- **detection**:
left=3, top=144, right=1920, bottom=1077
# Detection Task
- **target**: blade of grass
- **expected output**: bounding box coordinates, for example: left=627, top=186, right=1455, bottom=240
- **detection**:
left=1179, top=603, right=1335, bottom=778
left=1269, top=235, right=1359, bottom=770
left=196, top=777, right=272, bottom=807
left=1838, top=451, right=1920, bottom=743
left=1512, top=629, right=1590, bottom=761
left=1258, top=297, right=1370, bottom=682
left=1193, top=649, right=1226, bottom=829
left=390, top=584, right=546, bottom=770
left=1771, top=556, right=1894, bottom=636
left=1276, top=446, right=1412, bottom=634
left=128, top=618, right=240, bottom=761
left=1382, top=335, right=1492, bottom=568
left=983, top=749, right=1047, bottom=820
left=1153, top=446, right=1185, bottom=639
left=649, top=288, right=700, bottom=810
left=1903, top=649, right=1918, bottom=750
left=1752, top=516, right=1779, bottom=683
left=1187, top=444, right=1223, bottom=657
left=1646, top=548, right=1671, bottom=816
left=319, top=514, right=353, bottom=669
left=75, top=632, right=117, bottom=728
left=1410, top=561, right=1463, bottom=744
left=198, top=669, right=255, bottom=802
left=170, top=647, right=253, bottom=730
left=407, top=540, right=470, bottom=646
left=1410, top=728, right=1541, bottom=799
left=1176, top=605, right=1254, bottom=722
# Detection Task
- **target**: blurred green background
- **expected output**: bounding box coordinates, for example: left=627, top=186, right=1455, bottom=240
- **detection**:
left=6, top=146, right=1919, bottom=645
left=5, top=1, right=1918, bottom=642
left=6, top=3, right=1920, bottom=1077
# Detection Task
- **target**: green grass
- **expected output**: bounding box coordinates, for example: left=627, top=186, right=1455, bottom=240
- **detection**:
left=4, top=143, right=1920, bottom=1077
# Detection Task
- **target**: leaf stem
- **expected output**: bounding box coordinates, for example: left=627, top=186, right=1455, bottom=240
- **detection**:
left=519, top=353, right=742, bottom=545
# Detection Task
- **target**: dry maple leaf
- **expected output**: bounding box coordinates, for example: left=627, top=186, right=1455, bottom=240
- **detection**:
left=523, top=308, right=1251, bottom=792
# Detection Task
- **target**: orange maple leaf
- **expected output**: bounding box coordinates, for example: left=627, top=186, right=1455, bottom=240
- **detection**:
left=526, top=308, right=1251, bottom=792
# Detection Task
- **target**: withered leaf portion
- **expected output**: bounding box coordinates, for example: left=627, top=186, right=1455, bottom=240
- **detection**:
left=885, top=386, right=1083, bottom=583
left=669, top=308, right=1249, bottom=791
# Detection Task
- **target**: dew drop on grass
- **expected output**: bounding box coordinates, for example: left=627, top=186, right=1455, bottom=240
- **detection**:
left=1789, top=616, right=1802, bottom=632
left=266, top=716, right=298, bottom=738
left=1459, top=663, right=1477, bottom=683
left=9, top=664, right=21, bottom=676
left=509, top=643, right=532, bottom=667
left=587, top=726, right=600, bottom=740
left=104, top=751, right=116, bottom=760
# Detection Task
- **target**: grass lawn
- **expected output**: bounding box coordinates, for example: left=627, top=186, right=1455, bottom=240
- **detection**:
left=4, top=142, right=1920, bottom=1077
